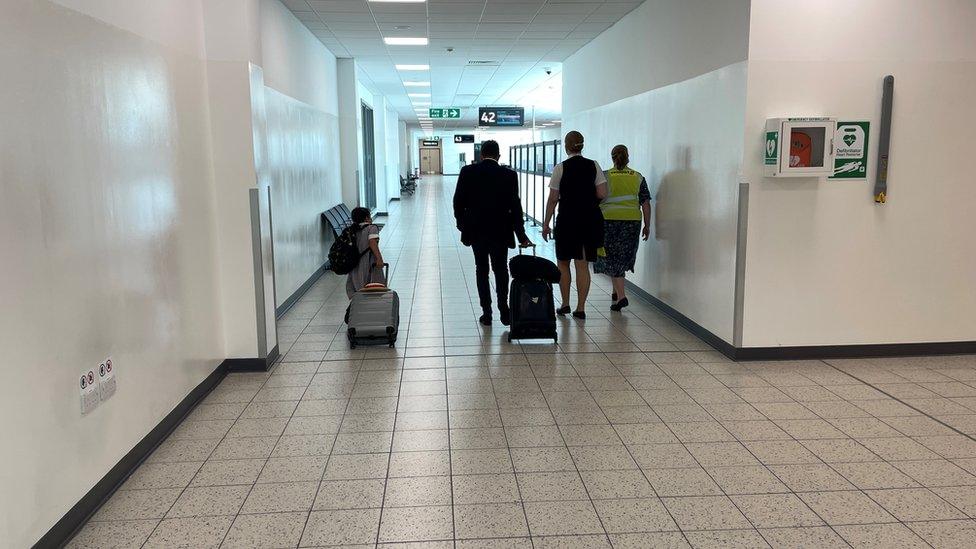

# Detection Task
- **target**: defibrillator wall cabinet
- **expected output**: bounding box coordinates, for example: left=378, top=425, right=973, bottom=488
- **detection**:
left=763, top=117, right=837, bottom=177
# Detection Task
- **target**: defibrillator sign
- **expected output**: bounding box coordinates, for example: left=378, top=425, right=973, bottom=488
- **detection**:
left=830, top=121, right=870, bottom=179
left=764, top=131, right=778, bottom=166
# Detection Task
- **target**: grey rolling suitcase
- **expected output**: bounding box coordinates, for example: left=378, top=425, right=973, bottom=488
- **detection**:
left=347, top=264, right=399, bottom=348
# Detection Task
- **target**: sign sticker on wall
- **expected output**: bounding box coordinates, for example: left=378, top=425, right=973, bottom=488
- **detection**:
left=764, top=131, right=779, bottom=166
left=99, top=357, right=117, bottom=401
left=80, top=367, right=99, bottom=415
left=830, top=121, right=870, bottom=179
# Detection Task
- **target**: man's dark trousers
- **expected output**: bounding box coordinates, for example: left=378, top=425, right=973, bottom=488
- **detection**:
left=472, top=241, right=509, bottom=314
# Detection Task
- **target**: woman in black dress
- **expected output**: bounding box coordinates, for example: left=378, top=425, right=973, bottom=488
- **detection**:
left=541, top=131, right=608, bottom=319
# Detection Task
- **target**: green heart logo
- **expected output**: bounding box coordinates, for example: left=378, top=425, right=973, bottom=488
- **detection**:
left=843, top=134, right=856, bottom=146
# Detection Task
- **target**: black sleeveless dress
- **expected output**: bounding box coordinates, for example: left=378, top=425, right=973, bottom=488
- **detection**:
left=554, top=156, right=605, bottom=261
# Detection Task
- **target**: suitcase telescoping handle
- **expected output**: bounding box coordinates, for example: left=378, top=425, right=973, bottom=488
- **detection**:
left=369, top=262, right=390, bottom=281
left=518, top=243, right=537, bottom=256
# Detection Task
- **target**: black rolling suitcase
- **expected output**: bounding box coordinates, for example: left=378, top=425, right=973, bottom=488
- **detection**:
left=508, top=247, right=558, bottom=343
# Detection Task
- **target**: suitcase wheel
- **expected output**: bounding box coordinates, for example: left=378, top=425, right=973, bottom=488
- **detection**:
left=507, top=334, right=512, bottom=343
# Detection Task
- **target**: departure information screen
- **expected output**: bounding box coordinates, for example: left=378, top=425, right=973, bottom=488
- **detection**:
left=479, top=107, right=524, bottom=127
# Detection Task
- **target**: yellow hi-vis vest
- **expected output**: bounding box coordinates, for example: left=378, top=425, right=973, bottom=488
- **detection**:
left=600, top=167, right=643, bottom=221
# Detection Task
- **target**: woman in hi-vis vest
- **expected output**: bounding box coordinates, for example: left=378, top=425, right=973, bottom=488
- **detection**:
left=594, top=145, right=651, bottom=311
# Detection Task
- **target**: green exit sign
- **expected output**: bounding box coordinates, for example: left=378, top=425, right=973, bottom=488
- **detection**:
left=429, top=108, right=461, bottom=119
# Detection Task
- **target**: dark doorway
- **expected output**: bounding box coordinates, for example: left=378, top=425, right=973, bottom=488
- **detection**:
left=361, top=102, right=376, bottom=210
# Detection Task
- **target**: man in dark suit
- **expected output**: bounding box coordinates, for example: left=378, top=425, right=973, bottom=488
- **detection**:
left=453, top=140, right=532, bottom=326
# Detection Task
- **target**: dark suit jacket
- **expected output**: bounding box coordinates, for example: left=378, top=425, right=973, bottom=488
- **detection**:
left=453, top=159, right=528, bottom=248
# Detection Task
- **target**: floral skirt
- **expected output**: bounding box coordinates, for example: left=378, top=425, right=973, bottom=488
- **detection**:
left=594, top=220, right=641, bottom=277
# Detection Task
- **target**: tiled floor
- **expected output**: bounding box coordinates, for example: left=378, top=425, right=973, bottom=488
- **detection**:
left=69, top=176, right=976, bottom=548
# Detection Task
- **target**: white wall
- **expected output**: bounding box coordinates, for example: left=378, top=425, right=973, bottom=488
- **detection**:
left=358, top=78, right=400, bottom=211
left=258, top=0, right=338, bottom=115
left=202, top=0, right=264, bottom=359
left=255, top=0, right=342, bottom=307
left=740, top=0, right=976, bottom=346
left=562, top=0, right=751, bottom=343
left=256, top=85, right=341, bottom=308
left=385, top=105, right=403, bottom=201
left=50, top=0, right=207, bottom=56
left=363, top=85, right=390, bottom=210
left=562, top=0, right=751, bottom=115
left=1, top=1, right=222, bottom=546
left=337, top=58, right=361, bottom=208
left=0, top=1, right=357, bottom=545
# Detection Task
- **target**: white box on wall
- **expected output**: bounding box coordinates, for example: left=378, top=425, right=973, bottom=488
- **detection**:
left=763, top=117, right=836, bottom=177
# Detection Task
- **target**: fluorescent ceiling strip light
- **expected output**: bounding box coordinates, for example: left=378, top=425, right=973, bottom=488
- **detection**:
left=408, top=93, right=431, bottom=98
left=404, top=81, right=431, bottom=87
left=396, top=64, right=429, bottom=71
left=384, top=37, right=428, bottom=46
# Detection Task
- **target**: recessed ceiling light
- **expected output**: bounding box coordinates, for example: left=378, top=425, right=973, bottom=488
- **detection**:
left=404, top=81, right=430, bottom=87
left=384, top=37, right=428, bottom=46
left=396, top=64, right=429, bottom=71
left=408, top=93, right=431, bottom=98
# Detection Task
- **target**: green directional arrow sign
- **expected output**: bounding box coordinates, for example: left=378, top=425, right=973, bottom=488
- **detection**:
left=429, top=108, right=460, bottom=119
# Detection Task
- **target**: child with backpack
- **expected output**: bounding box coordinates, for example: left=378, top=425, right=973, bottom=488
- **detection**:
left=330, top=207, right=385, bottom=298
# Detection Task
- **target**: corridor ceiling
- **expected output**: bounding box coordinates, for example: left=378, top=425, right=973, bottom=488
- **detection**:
left=283, top=0, right=643, bottom=129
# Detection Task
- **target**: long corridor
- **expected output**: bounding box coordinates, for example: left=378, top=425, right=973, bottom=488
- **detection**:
left=70, top=177, right=976, bottom=548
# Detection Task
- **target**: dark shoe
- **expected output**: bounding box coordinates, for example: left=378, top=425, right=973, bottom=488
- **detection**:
left=479, top=313, right=492, bottom=326
left=499, top=307, right=511, bottom=326
left=572, top=311, right=586, bottom=320
left=611, top=292, right=618, bottom=302
left=556, top=305, right=571, bottom=316
left=610, top=298, right=629, bottom=312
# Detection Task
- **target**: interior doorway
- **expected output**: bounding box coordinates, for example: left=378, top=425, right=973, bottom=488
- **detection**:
left=361, top=102, right=376, bottom=210
left=420, top=146, right=442, bottom=174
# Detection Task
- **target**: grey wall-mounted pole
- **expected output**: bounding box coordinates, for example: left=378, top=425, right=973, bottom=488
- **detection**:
left=874, top=75, right=894, bottom=203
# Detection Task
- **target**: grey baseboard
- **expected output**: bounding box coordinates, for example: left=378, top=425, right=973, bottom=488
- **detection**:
left=624, top=280, right=976, bottom=361
left=223, top=344, right=278, bottom=372
left=36, top=362, right=228, bottom=549
left=276, top=261, right=329, bottom=319
left=623, top=281, right=737, bottom=358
